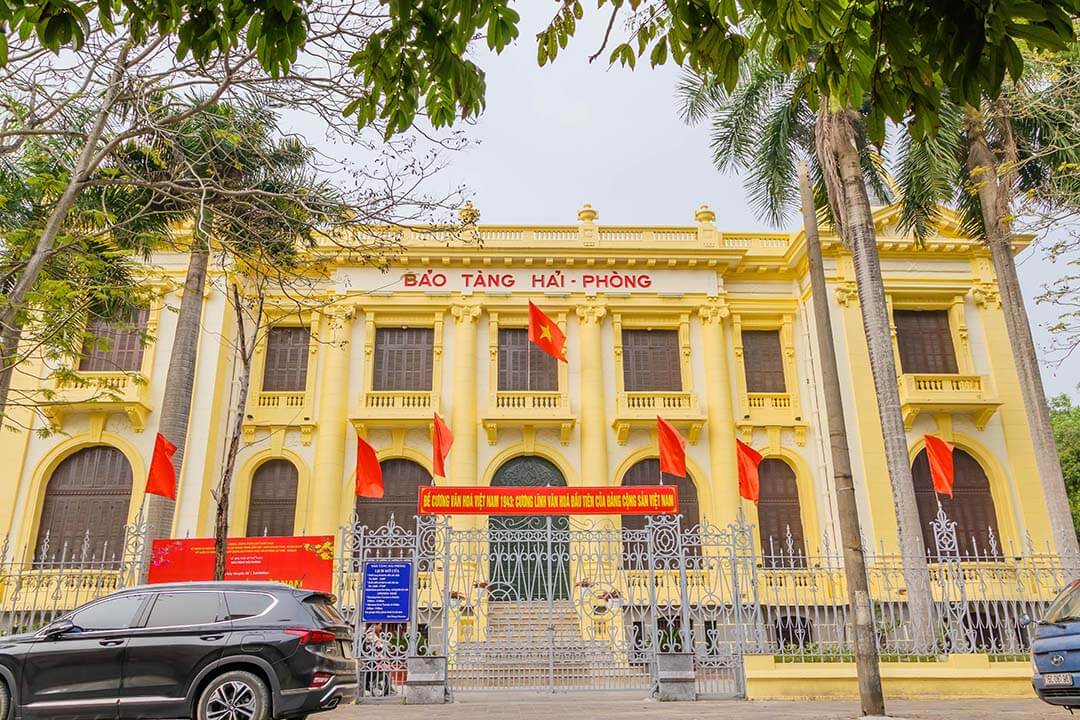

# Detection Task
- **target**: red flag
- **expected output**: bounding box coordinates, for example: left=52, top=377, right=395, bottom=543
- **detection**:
left=433, top=413, right=454, bottom=478
left=528, top=301, right=567, bottom=363
left=145, top=433, right=178, bottom=500
left=736, top=439, right=763, bottom=504
left=924, top=434, right=955, bottom=497
left=657, top=417, right=686, bottom=478
left=355, top=434, right=383, bottom=498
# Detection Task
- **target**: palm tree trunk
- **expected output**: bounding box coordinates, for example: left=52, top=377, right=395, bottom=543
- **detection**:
left=963, top=105, right=1079, bottom=560
left=819, top=108, right=935, bottom=652
left=145, top=216, right=210, bottom=554
left=799, top=161, right=884, bottom=714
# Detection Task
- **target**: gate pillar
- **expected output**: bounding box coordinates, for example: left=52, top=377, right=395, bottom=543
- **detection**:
left=405, top=655, right=448, bottom=704
left=655, top=653, right=696, bottom=701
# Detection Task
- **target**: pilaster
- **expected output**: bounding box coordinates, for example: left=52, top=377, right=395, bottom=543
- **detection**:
left=700, top=301, right=737, bottom=525
left=309, top=305, right=354, bottom=535
left=576, top=303, right=608, bottom=486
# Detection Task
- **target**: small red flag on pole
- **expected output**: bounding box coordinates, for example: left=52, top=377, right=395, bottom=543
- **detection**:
left=924, top=434, right=955, bottom=497
left=355, top=434, right=383, bottom=499
left=145, top=433, right=178, bottom=500
left=433, top=413, right=454, bottom=478
left=657, top=417, right=687, bottom=478
left=736, top=439, right=763, bottom=504
left=528, top=301, right=567, bottom=363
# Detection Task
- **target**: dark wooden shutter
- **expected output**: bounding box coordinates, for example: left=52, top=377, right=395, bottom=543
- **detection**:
left=757, top=459, right=807, bottom=566
left=620, top=459, right=700, bottom=564
left=246, top=459, right=298, bottom=536
left=742, top=330, right=786, bottom=393
left=355, top=459, right=431, bottom=535
left=373, top=327, right=434, bottom=391
left=894, top=310, right=959, bottom=374
left=261, top=327, right=310, bottom=392
left=912, top=448, right=1000, bottom=558
left=622, top=330, right=681, bottom=392
left=498, top=328, right=557, bottom=391
left=35, top=446, right=133, bottom=564
left=79, top=309, right=148, bottom=372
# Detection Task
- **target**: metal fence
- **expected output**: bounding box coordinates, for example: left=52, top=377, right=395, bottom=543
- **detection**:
left=1, top=508, right=1076, bottom=698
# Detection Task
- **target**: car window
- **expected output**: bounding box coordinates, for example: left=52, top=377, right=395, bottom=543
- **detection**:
left=225, top=592, right=274, bottom=620
left=145, top=592, right=225, bottom=627
left=305, top=596, right=346, bottom=626
left=70, top=594, right=144, bottom=631
left=1045, top=580, right=1080, bottom=623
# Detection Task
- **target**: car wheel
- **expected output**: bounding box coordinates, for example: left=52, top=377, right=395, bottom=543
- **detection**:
left=197, top=670, right=270, bottom=720
left=0, top=679, right=10, bottom=720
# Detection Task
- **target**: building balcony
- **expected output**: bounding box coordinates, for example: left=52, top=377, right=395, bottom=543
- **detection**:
left=736, top=392, right=808, bottom=445
left=351, top=389, right=440, bottom=433
left=613, top=391, right=704, bottom=445
left=242, top=390, right=315, bottom=444
left=482, top=391, right=576, bottom=445
left=41, top=371, right=151, bottom=432
left=897, top=373, right=1001, bottom=430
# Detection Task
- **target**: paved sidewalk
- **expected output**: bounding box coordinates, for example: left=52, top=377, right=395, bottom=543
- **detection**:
left=318, top=692, right=1064, bottom=719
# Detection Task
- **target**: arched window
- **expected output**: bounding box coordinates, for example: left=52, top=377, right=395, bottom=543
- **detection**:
left=913, top=447, right=1001, bottom=558
left=36, top=446, right=132, bottom=563
left=246, top=459, right=298, bottom=537
left=355, top=458, right=431, bottom=534
left=621, top=458, right=700, bottom=565
left=757, top=458, right=807, bottom=566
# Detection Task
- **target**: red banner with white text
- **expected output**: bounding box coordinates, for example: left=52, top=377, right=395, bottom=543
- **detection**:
left=418, top=486, right=679, bottom=515
left=147, top=536, right=334, bottom=592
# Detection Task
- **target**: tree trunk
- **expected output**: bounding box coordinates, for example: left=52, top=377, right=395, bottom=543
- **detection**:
left=963, top=105, right=1080, bottom=560
left=145, top=217, right=210, bottom=552
left=214, top=280, right=261, bottom=580
left=799, top=161, right=884, bottom=714
left=820, top=108, right=936, bottom=652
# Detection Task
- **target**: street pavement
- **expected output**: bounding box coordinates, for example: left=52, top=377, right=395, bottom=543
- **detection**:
left=318, top=692, right=1065, bottom=719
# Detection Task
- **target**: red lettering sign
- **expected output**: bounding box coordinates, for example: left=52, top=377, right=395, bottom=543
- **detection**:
left=418, top=486, right=679, bottom=515
left=147, top=536, right=334, bottom=592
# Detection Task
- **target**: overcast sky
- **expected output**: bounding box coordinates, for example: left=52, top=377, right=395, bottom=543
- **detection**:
left=306, top=5, right=1078, bottom=398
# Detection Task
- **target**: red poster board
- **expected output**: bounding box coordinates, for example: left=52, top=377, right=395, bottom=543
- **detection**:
left=148, top=536, right=334, bottom=593
left=418, top=485, right=679, bottom=515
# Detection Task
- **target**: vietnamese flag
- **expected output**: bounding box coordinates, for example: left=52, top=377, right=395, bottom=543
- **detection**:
left=145, top=433, right=178, bottom=500
left=736, top=438, right=763, bottom=504
left=657, top=417, right=687, bottom=478
left=355, top=434, right=383, bottom=498
left=433, top=413, right=454, bottom=478
left=924, top=434, right=955, bottom=497
left=528, top=301, right=567, bottom=362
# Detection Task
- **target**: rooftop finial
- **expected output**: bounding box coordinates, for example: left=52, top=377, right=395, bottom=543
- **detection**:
left=458, top=200, right=480, bottom=225
left=694, top=204, right=716, bottom=223
left=577, top=203, right=598, bottom=222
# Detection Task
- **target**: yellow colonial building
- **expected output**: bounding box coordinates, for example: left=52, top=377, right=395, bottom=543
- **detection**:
left=0, top=202, right=1062, bottom=698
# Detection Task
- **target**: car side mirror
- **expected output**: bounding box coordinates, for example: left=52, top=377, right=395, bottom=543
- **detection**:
left=1020, top=613, right=1032, bottom=628
left=41, top=619, right=76, bottom=638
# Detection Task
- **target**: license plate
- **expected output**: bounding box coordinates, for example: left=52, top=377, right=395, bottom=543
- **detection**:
left=1046, top=673, right=1073, bottom=687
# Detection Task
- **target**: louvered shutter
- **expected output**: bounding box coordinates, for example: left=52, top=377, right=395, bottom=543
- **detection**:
left=742, top=330, right=786, bottom=393
left=757, top=459, right=807, bottom=566
left=79, top=310, right=148, bottom=372
left=894, top=310, right=959, bottom=374
left=262, top=327, right=310, bottom=392
left=622, top=330, right=681, bottom=392
left=354, top=459, right=432, bottom=535
left=498, top=328, right=557, bottom=391
left=374, top=327, right=434, bottom=391
left=912, top=448, right=1000, bottom=558
left=245, top=460, right=298, bottom=536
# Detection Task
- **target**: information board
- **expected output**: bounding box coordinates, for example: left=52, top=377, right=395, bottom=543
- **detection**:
left=361, top=561, right=413, bottom=623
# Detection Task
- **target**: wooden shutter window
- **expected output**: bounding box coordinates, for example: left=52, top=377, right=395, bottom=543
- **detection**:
left=621, top=329, right=681, bottom=392
left=757, top=459, right=807, bottom=566
left=498, top=328, right=557, bottom=392
left=373, top=327, right=434, bottom=391
left=35, top=446, right=133, bottom=564
left=79, top=309, right=149, bottom=373
left=894, top=310, right=959, bottom=374
left=261, top=327, right=310, bottom=392
left=742, top=330, right=786, bottom=393
left=912, top=448, right=1001, bottom=558
left=246, top=459, right=298, bottom=537
left=355, top=459, right=431, bottom=535
left=620, top=458, right=700, bottom=562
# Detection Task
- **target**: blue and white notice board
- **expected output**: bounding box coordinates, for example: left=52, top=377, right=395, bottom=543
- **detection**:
left=361, top=561, right=412, bottom=623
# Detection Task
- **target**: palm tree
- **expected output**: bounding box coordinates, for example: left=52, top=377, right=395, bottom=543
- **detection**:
left=678, top=54, right=937, bottom=664
left=894, top=82, right=1080, bottom=560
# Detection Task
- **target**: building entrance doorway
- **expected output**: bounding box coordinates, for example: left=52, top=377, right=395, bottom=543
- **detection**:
left=488, top=455, right=570, bottom=601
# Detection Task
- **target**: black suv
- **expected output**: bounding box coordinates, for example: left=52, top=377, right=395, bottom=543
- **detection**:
left=0, top=582, right=357, bottom=720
